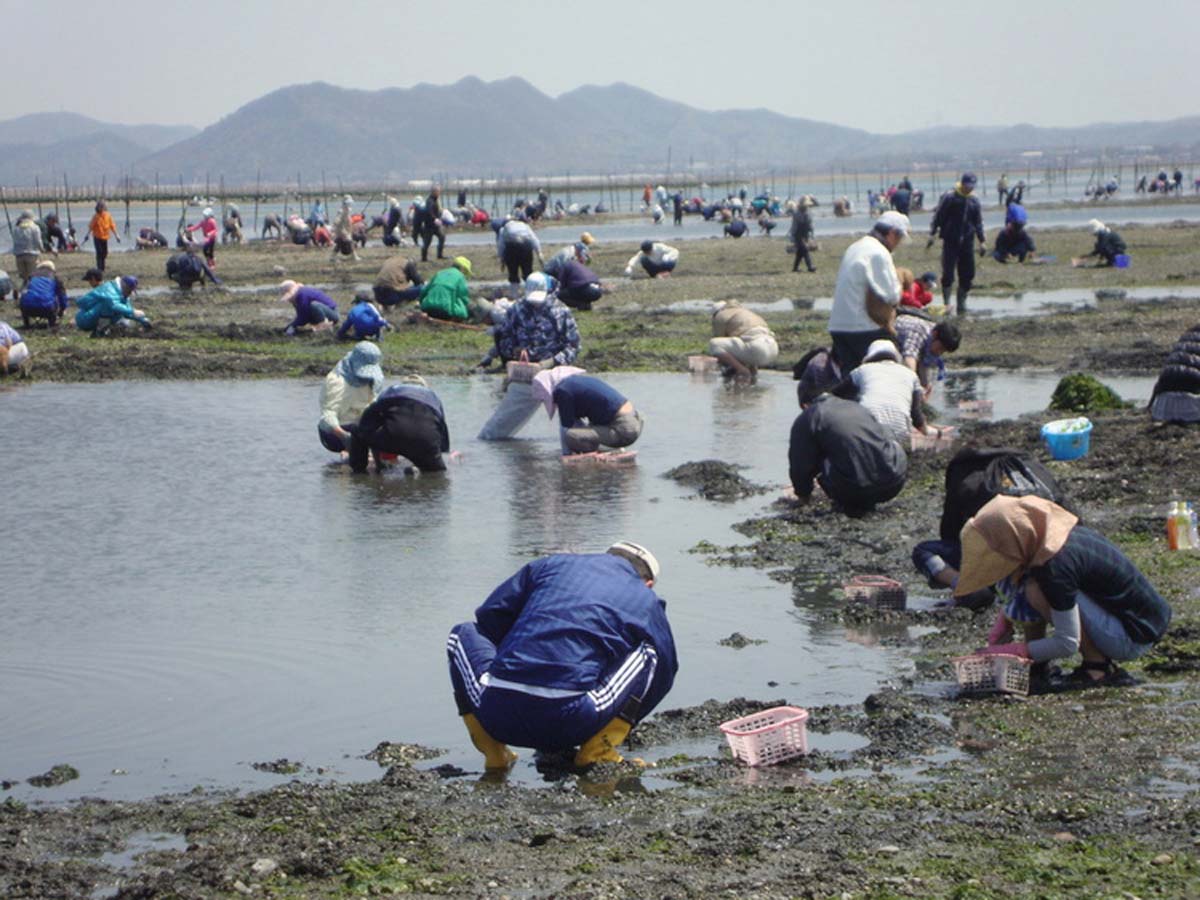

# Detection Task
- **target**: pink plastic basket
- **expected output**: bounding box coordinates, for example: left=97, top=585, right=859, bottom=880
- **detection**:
left=911, top=426, right=958, bottom=452
left=688, top=354, right=720, bottom=373
left=957, top=399, right=994, bottom=420
left=719, top=705, right=810, bottom=766
left=842, top=575, right=907, bottom=611
left=952, top=654, right=1031, bottom=696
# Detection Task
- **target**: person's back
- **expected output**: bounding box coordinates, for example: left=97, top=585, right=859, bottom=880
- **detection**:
left=849, top=359, right=922, bottom=442
left=829, top=234, right=900, bottom=333
left=553, top=375, right=626, bottom=427
left=419, top=266, right=469, bottom=320
left=484, top=554, right=676, bottom=693
left=931, top=190, right=980, bottom=245
left=712, top=303, right=767, bottom=338
left=789, top=395, right=907, bottom=510
left=20, top=275, right=64, bottom=311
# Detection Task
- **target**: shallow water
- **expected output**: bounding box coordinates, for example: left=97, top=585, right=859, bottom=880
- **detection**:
left=2, top=373, right=925, bottom=802
left=812, top=286, right=1200, bottom=320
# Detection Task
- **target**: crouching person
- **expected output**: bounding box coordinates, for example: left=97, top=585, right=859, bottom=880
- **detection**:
left=75, top=275, right=150, bottom=336
left=446, top=542, right=677, bottom=770
left=0, top=320, right=31, bottom=376
left=348, top=375, right=449, bottom=473
left=317, top=342, right=384, bottom=455
left=532, top=368, right=644, bottom=455
left=788, top=395, right=907, bottom=514
left=956, top=495, right=1172, bottom=687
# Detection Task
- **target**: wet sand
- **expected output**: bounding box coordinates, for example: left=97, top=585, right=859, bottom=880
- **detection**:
left=3, top=222, right=1200, bottom=898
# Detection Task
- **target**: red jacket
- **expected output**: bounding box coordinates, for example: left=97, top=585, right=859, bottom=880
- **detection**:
left=900, top=282, right=933, bottom=308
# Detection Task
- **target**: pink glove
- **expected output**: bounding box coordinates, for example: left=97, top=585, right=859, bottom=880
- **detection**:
left=977, top=642, right=1030, bottom=660
left=987, top=611, right=1013, bottom=646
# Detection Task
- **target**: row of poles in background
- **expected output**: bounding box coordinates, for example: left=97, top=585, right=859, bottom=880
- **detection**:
left=2, top=158, right=1197, bottom=240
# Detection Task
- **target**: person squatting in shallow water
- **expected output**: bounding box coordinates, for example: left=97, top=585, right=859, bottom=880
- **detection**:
left=530, top=367, right=644, bottom=456
left=446, top=542, right=677, bottom=770
left=316, top=342, right=384, bottom=456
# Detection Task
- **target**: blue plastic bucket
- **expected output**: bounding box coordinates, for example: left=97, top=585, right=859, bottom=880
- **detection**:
left=1041, top=417, right=1093, bottom=461
left=1114, top=254, right=1131, bottom=268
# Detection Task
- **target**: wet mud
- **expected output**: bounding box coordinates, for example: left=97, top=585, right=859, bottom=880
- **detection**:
left=665, top=459, right=770, bottom=501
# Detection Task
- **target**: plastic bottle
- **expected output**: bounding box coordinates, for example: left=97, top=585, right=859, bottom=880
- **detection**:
left=1188, top=502, right=1200, bottom=550
left=1174, top=502, right=1194, bottom=551
left=1167, top=500, right=1182, bottom=551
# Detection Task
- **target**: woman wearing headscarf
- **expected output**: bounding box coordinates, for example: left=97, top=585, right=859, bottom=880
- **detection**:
left=955, top=495, right=1171, bottom=687
left=186, top=207, right=220, bottom=267
left=317, top=342, right=385, bottom=455
left=532, top=367, right=643, bottom=455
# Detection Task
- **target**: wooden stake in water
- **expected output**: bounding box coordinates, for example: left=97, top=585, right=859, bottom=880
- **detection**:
left=63, top=174, right=73, bottom=234
left=34, top=176, right=43, bottom=220
left=124, top=171, right=131, bottom=236
left=0, top=186, right=14, bottom=239
left=155, top=172, right=160, bottom=232
left=253, top=169, right=261, bottom=235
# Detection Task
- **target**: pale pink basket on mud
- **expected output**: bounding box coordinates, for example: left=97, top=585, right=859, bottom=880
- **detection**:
left=719, top=705, right=810, bottom=766
left=952, top=654, right=1031, bottom=697
left=957, top=399, right=994, bottom=420
left=911, top=426, right=958, bottom=452
left=688, top=354, right=720, bottom=374
left=842, top=575, right=907, bottom=611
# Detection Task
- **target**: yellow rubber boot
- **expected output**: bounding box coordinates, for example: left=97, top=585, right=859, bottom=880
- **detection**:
left=574, top=717, right=633, bottom=767
left=462, top=714, right=517, bottom=770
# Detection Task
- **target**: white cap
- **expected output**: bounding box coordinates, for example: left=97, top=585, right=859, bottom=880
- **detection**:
left=1087, top=218, right=1106, bottom=234
left=875, top=210, right=910, bottom=236
left=202, top=207, right=214, bottom=218
left=863, top=339, right=902, bottom=364
left=607, top=541, right=661, bottom=584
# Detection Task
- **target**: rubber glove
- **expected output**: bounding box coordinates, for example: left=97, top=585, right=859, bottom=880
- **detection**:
left=977, top=642, right=1029, bottom=660
left=987, top=611, right=1013, bottom=646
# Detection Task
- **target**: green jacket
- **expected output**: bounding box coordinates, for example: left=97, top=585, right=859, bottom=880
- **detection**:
left=419, top=267, right=470, bottom=321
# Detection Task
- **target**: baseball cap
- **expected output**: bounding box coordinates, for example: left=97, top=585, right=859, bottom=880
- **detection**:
left=607, top=541, right=661, bottom=584
left=524, top=272, right=550, bottom=303
left=875, top=210, right=911, bottom=236
left=960, top=172, right=978, bottom=188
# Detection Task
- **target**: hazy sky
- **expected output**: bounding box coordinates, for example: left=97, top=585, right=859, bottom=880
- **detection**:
left=8, top=0, right=1197, bottom=133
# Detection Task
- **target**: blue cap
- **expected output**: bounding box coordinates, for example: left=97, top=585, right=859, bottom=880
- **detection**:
left=120, top=275, right=139, bottom=292
left=961, top=172, right=978, bottom=188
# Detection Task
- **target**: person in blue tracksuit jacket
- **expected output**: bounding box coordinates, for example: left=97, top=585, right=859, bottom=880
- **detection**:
left=446, top=543, right=677, bottom=770
left=338, top=292, right=394, bottom=341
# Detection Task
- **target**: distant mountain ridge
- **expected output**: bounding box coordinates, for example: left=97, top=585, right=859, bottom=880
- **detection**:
left=0, top=80, right=1197, bottom=187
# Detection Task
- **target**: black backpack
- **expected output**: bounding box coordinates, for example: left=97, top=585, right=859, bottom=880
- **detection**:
left=939, top=447, right=1071, bottom=542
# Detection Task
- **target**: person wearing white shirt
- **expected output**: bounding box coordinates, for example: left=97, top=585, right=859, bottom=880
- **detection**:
left=828, top=211, right=908, bottom=371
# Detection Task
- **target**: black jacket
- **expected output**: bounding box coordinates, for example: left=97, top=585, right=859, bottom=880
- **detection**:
left=930, top=191, right=984, bottom=245
left=788, top=396, right=907, bottom=506
left=1152, top=326, right=1200, bottom=398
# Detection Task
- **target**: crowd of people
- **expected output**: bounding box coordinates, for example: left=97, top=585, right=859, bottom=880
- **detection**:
left=1, top=168, right=1186, bottom=774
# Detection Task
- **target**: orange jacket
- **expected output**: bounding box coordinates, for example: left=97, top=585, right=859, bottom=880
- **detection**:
left=89, top=211, right=118, bottom=240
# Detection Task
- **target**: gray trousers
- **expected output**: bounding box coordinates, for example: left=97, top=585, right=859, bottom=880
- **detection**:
left=477, top=381, right=542, bottom=440
left=562, top=410, right=644, bottom=453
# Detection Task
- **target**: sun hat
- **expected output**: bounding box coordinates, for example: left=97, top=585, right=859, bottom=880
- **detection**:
left=579, top=232, right=595, bottom=246
left=863, top=339, right=902, bottom=364
left=524, top=272, right=551, bottom=303
left=452, top=256, right=473, bottom=278
left=607, top=541, right=661, bottom=584
left=338, top=341, right=384, bottom=388
left=953, top=524, right=1022, bottom=597
left=875, top=210, right=911, bottom=236
left=1087, top=218, right=1106, bottom=234
left=35, top=259, right=56, bottom=272
left=202, top=207, right=213, bottom=218
left=278, top=280, right=301, bottom=304
left=531, top=366, right=586, bottom=418
left=1005, top=203, right=1028, bottom=226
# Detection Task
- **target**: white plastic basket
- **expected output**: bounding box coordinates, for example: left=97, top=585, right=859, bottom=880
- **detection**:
left=952, top=654, right=1031, bottom=696
left=719, top=705, right=809, bottom=766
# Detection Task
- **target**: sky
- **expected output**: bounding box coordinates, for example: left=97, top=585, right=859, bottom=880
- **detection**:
left=5, top=0, right=1197, bottom=134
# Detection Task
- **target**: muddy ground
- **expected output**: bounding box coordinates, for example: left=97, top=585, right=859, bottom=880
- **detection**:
left=4, top=222, right=1200, bottom=898
left=6, top=220, right=1200, bottom=382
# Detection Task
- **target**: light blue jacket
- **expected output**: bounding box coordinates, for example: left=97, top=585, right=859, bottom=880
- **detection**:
left=75, top=280, right=136, bottom=331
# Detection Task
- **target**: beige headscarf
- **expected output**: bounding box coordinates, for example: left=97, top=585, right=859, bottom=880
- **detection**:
left=954, top=495, right=1078, bottom=596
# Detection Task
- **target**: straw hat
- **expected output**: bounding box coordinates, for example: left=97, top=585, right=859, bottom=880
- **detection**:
left=953, top=524, right=1021, bottom=596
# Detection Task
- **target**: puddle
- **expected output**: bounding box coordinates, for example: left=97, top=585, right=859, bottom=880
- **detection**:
left=91, top=832, right=188, bottom=899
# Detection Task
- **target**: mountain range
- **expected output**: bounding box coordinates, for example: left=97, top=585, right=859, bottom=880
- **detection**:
left=1, top=78, right=1197, bottom=188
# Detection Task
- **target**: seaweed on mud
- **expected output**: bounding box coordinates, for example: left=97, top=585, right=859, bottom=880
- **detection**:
left=664, top=459, right=770, bottom=501
left=1049, top=372, right=1130, bottom=412
left=26, top=764, right=79, bottom=787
